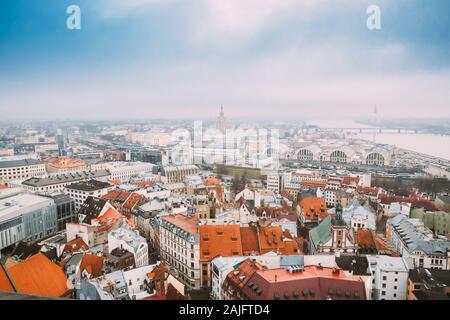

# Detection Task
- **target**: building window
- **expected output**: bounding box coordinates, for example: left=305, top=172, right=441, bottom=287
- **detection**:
left=382, top=276, right=387, bottom=281
left=381, top=291, right=386, bottom=296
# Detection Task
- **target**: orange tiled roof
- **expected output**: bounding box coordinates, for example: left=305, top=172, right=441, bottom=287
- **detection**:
left=257, top=226, right=285, bottom=254
left=342, top=176, right=360, bottom=186
left=162, top=214, right=199, bottom=234
left=63, top=237, right=89, bottom=253
left=240, top=227, right=260, bottom=255
left=96, top=207, right=124, bottom=232
left=0, top=262, right=15, bottom=292
left=355, top=229, right=377, bottom=250
left=204, top=177, right=221, bottom=185
left=280, top=240, right=302, bottom=255
left=98, top=207, right=123, bottom=222
left=200, top=225, right=243, bottom=262
left=102, top=190, right=131, bottom=202
left=300, top=181, right=327, bottom=188
left=80, top=254, right=104, bottom=278
left=132, top=180, right=156, bottom=188
left=122, top=193, right=145, bottom=210
left=299, top=197, right=328, bottom=222
left=46, top=156, right=86, bottom=170
left=374, top=235, right=397, bottom=256
left=8, top=253, right=70, bottom=297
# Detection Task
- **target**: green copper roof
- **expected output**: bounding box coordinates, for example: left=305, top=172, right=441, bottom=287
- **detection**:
left=309, top=216, right=332, bottom=247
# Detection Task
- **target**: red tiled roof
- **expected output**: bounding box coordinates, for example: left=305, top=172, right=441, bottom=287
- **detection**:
left=300, top=181, right=327, bottom=189
left=132, top=180, right=156, bottom=188
left=63, top=237, right=89, bottom=253
left=355, top=229, right=377, bottom=250
left=242, top=265, right=366, bottom=300
left=356, top=186, right=381, bottom=196
left=122, top=192, right=145, bottom=210
left=101, top=190, right=131, bottom=202
left=378, top=195, right=437, bottom=210
left=80, top=254, right=104, bottom=278
left=224, top=258, right=264, bottom=293
left=8, top=253, right=70, bottom=297
left=342, top=176, right=360, bottom=186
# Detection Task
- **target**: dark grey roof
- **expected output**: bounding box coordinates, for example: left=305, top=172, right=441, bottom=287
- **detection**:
left=78, top=196, right=108, bottom=224
left=22, top=170, right=110, bottom=187
left=65, top=179, right=112, bottom=191
left=409, top=268, right=450, bottom=300
left=0, top=158, right=42, bottom=168
left=39, top=192, right=72, bottom=204
left=335, top=256, right=370, bottom=276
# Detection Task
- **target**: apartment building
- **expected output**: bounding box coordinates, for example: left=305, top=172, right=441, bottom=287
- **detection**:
left=0, top=158, right=46, bottom=182
left=159, top=214, right=200, bottom=290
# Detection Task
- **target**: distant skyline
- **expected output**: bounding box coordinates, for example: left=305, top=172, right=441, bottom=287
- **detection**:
left=1, top=0, right=449, bottom=121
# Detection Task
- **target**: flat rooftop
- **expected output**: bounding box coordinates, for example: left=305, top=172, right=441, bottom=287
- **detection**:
left=0, top=158, right=42, bottom=168
left=0, top=193, right=52, bottom=220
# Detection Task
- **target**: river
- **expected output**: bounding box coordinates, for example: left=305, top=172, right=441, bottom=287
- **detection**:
left=306, top=118, right=450, bottom=160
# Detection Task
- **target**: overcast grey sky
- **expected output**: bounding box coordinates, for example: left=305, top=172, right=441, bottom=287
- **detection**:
left=1, top=0, right=449, bottom=121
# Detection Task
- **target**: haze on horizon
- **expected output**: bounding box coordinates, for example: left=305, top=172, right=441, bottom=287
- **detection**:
left=1, top=0, right=449, bottom=121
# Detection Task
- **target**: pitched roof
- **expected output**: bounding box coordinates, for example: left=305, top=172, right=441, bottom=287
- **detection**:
left=200, top=225, right=243, bottom=262
left=8, top=253, right=71, bottom=297
left=240, top=227, right=260, bottom=255
left=101, top=190, right=131, bottom=203
left=309, top=216, right=332, bottom=247
left=242, top=265, right=366, bottom=300
left=162, top=214, right=199, bottom=234
left=280, top=240, right=302, bottom=255
left=0, top=261, right=16, bottom=292
left=335, top=256, right=370, bottom=276
left=342, top=176, right=360, bottom=186
left=80, top=254, right=104, bottom=278
left=299, top=197, right=328, bottom=221
left=97, top=207, right=123, bottom=222
left=132, top=180, right=156, bottom=188
left=63, top=237, right=89, bottom=254
left=257, top=226, right=285, bottom=254
left=78, top=196, right=108, bottom=224
left=224, top=258, right=264, bottom=294
left=122, top=193, right=145, bottom=211
left=355, top=229, right=377, bottom=251
left=96, top=207, right=124, bottom=233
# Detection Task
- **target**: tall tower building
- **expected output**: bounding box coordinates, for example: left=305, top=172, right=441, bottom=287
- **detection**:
left=216, top=105, right=227, bottom=134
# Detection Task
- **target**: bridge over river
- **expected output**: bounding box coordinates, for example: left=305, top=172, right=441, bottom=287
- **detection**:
left=302, top=127, right=421, bottom=134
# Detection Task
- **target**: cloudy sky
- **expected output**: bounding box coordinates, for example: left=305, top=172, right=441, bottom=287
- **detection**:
left=0, top=0, right=449, bottom=121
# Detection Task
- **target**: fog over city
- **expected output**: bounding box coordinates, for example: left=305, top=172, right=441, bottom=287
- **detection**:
left=1, top=0, right=449, bottom=121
